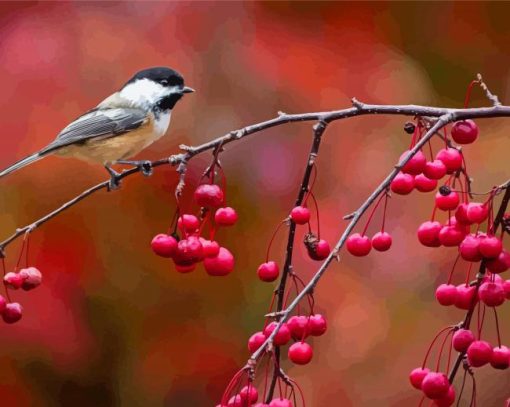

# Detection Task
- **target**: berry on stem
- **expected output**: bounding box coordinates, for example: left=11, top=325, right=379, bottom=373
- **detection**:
left=438, top=225, right=464, bottom=247
left=466, top=203, right=489, bottom=224
left=215, top=207, right=238, bottom=226
left=194, top=184, right=224, bottom=207
left=288, top=341, right=313, bottom=365
left=174, top=236, right=204, bottom=265
left=435, top=284, right=458, bottom=306
left=435, top=190, right=460, bottom=211
left=204, top=247, right=235, bottom=276
left=478, top=236, right=503, bottom=258
left=417, top=221, right=442, bottom=247
left=451, top=119, right=478, bottom=144
left=459, top=234, right=482, bottom=262
left=290, top=206, right=311, bottom=225
left=3, top=272, right=25, bottom=290
left=199, top=238, right=220, bottom=258
left=452, top=329, right=475, bottom=352
left=177, top=214, right=200, bottom=233
left=248, top=331, right=266, bottom=353
left=346, top=233, right=371, bottom=256
left=287, top=315, right=309, bottom=340
left=478, top=282, right=505, bottom=307
left=467, top=340, right=493, bottom=367
left=415, top=174, right=438, bottom=193
left=257, top=261, right=279, bottom=282
left=239, top=385, right=259, bottom=404
left=371, top=232, right=392, bottom=252
left=151, top=234, right=178, bottom=258
left=423, top=160, right=447, bottom=180
left=19, top=267, right=42, bottom=291
left=421, top=372, right=450, bottom=399
left=309, top=314, right=327, bottom=336
left=490, top=346, right=510, bottom=370
left=2, top=302, right=22, bottom=324
left=390, top=173, right=414, bottom=195
left=409, top=367, right=430, bottom=390
left=263, top=322, right=291, bottom=346
left=486, top=250, right=510, bottom=273
left=435, top=148, right=462, bottom=174
left=400, top=150, right=427, bottom=175
left=269, top=399, right=293, bottom=407
left=454, top=284, right=477, bottom=310
left=433, top=385, right=456, bottom=407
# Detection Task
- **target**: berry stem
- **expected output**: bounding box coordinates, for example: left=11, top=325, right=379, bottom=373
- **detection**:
left=421, top=326, right=454, bottom=368
left=381, top=192, right=389, bottom=233
left=361, top=192, right=386, bottom=236
left=464, top=79, right=479, bottom=109
left=447, top=254, right=461, bottom=285
left=265, top=221, right=286, bottom=263
left=493, top=307, right=502, bottom=348
left=308, top=191, right=321, bottom=238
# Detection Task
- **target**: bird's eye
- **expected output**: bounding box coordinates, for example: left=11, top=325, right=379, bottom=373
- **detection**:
left=160, top=79, right=169, bottom=85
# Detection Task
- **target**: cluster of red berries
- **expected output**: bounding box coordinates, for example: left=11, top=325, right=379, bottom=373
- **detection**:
left=1, top=266, right=42, bottom=324
left=150, top=183, right=237, bottom=276
left=218, top=385, right=295, bottom=407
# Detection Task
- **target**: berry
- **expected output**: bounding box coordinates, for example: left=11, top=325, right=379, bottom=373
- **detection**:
left=199, top=238, right=220, bottom=258
left=421, top=372, right=449, bottom=399
left=309, top=314, right=327, bottom=336
left=287, top=316, right=309, bottom=340
left=248, top=331, right=266, bottom=353
left=490, top=346, right=510, bottom=370
left=486, top=250, right=510, bottom=274
left=151, top=234, right=178, bottom=258
left=177, top=214, right=200, bottom=233
left=3, top=272, right=25, bottom=290
left=239, top=385, right=258, bottom=403
left=288, top=341, right=313, bottom=365
left=479, top=236, right=503, bottom=258
left=452, top=329, right=475, bottom=352
left=417, top=221, right=442, bottom=247
left=371, top=232, right=392, bottom=252
left=174, top=263, right=196, bottom=273
left=290, top=206, right=310, bottom=225
left=174, top=236, right=204, bottom=265
left=478, top=282, right=505, bottom=307
left=390, top=173, right=414, bottom=195
left=2, top=302, right=22, bottom=324
left=454, top=284, right=477, bottom=310
left=18, top=267, right=42, bottom=291
left=0, top=295, right=6, bottom=314
left=504, top=280, right=510, bottom=300
left=435, top=148, right=462, bottom=174
left=438, top=225, right=464, bottom=247
left=204, top=247, right=234, bottom=276
left=415, top=174, right=437, bottom=193
left=400, top=150, right=426, bottom=175
left=435, top=190, right=460, bottom=211
left=467, top=340, right=493, bottom=367
left=306, top=238, right=331, bottom=261
left=269, top=399, right=293, bottom=407
left=257, top=261, right=279, bottom=282
left=215, top=207, right=238, bottom=226
left=454, top=203, right=472, bottom=225
left=435, top=284, right=458, bottom=306
left=263, top=322, right=291, bottom=346
left=227, top=395, right=243, bottom=407
left=423, top=160, right=447, bottom=180
left=409, top=367, right=430, bottom=390
left=346, top=233, right=371, bottom=256
left=194, top=184, right=224, bottom=207
left=459, top=234, right=482, bottom=262
left=433, top=385, right=456, bottom=407
left=451, top=119, right=478, bottom=144
left=466, top=203, right=488, bottom=224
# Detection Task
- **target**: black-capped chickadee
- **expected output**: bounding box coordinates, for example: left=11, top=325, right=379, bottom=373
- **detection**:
left=0, top=66, right=194, bottom=187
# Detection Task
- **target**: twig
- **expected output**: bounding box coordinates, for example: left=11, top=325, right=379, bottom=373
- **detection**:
left=476, top=74, right=501, bottom=107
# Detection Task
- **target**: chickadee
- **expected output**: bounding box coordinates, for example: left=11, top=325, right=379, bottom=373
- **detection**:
left=0, top=66, right=194, bottom=187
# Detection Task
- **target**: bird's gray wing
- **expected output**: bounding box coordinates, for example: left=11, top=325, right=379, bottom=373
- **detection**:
left=39, top=107, right=148, bottom=154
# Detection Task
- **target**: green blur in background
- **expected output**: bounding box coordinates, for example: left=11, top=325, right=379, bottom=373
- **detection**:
left=0, top=2, right=509, bottom=406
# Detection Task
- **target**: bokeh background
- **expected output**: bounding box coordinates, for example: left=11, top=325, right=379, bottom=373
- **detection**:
left=0, top=2, right=510, bottom=406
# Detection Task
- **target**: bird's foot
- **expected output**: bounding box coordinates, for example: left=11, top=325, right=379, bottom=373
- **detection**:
left=115, top=160, right=153, bottom=177
left=105, top=165, right=122, bottom=191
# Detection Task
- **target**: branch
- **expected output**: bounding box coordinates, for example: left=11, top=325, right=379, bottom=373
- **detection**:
left=476, top=73, right=501, bottom=107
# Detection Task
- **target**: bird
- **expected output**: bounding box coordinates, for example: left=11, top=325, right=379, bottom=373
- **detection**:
left=0, top=66, right=194, bottom=188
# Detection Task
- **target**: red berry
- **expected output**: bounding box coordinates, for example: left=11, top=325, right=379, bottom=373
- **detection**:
left=371, top=232, right=392, bottom=252
left=409, top=367, right=430, bottom=390
left=504, top=280, right=510, bottom=300
left=435, top=190, right=460, bottom=211
left=459, top=234, right=482, bottom=262
left=433, top=385, right=456, bottom=407
left=177, top=214, right=200, bottom=233
left=263, top=322, right=291, bottom=346
left=454, top=203, right=472, bottom=225
left=0, top=295, right=6, bottom=314
left=414, top=174, right=437, bottom=193
left=257, top=261, right=279, bottom=282
left=3, top=272, right=25, bottom=290
left=248, top=331, right=266, bottom=353
left=309, top=314, right=327, bottom=336
left=19, top=267, right=42, bottom=291
left=438, top=225, right=464, bottom=247
left=174, top=236, right=204, bottom=265
left=466, top=203, right=488, bottom=224
left=174, top=263, right=196, bottom=273
left=423, top=160, right=447, bottom=180
left=215, top=207, right=238, bottom=226
left=199, top=238, right=220, bottom=258
left=452, top=329, right=475, bottom=352
left=417, top=221, right=442, bottom=247
left=446, top=216, right=469, bottom=234
left=2, top=302, right=22, bottom=324
left=451, top=119, right=478, bottom=144
left=486, top=250, right=510, bottom=274
left=490, top=346, right=510, bottom=370
left=269, top=399, right=293, bottom=407
left=288, top=341, right=313, bottom=365
left=435, top=284, right=458, bottom=306
left=435, top=148, right=462, bottom=174
left=151, top=234, right=178, bottom=258
left=194, top=184, right=224, bottom=207
left=287, top=316, right=309, bottom=340
left=478, top=282, right=505, bottom=307
left=204, top=247, right=234, bottom=276
left=239, top=385, right=258, bottom=403
left=346, top=233, right=371, bottom=256
left=400, top=150, right=427, bottom=175
left=467, top=340, right=493, bottom=367
left=454, top=284, right=477, bottom=310
left=290, top=206, right=310, bottom=225
left=479, top=236, right=503, bottom=258
left=390, top=173, right=415, bottom=195
left=421, top=372, right=450, bottom=399
left=308, top=239, right=330, bottom=260
left=227, top=395, right=243, bottom=407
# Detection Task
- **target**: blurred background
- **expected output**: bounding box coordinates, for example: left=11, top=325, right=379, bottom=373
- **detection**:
left=0, top=2, right=510, bottom=406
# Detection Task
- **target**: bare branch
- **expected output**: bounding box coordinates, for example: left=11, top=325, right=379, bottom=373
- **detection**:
left=476, top=73, right=501, bottom=106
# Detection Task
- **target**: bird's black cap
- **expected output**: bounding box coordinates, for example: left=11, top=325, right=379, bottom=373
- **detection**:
left=125, top=67, right=185, bottom=88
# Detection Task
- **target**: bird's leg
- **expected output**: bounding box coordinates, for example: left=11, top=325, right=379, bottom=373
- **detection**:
left=104, top=164, right=121, bottom=191
left=115, top=160, right=153, bottom=177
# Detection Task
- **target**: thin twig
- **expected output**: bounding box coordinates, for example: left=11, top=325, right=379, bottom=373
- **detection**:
left=476, top=74, right=501, bottom=107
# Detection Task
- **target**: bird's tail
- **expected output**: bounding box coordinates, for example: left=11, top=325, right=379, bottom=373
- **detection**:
left=0, top=152, right=44, bottom=179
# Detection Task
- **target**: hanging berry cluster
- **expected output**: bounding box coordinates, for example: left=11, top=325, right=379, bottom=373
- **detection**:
left=150, top=157, right=238, bottom=276
left=1, top=235, right=42, bottom=324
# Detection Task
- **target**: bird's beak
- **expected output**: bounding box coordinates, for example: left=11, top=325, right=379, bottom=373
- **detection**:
left=181, top=86, right=195, bottom=94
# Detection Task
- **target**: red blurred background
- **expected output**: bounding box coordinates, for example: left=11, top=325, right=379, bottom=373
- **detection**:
left=0, top=2, right=509, bottom=406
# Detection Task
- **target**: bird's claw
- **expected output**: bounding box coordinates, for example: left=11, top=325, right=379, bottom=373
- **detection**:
left=105, top=165, right=122, bottom=191
left=116, top=160, right=153, bottom=177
